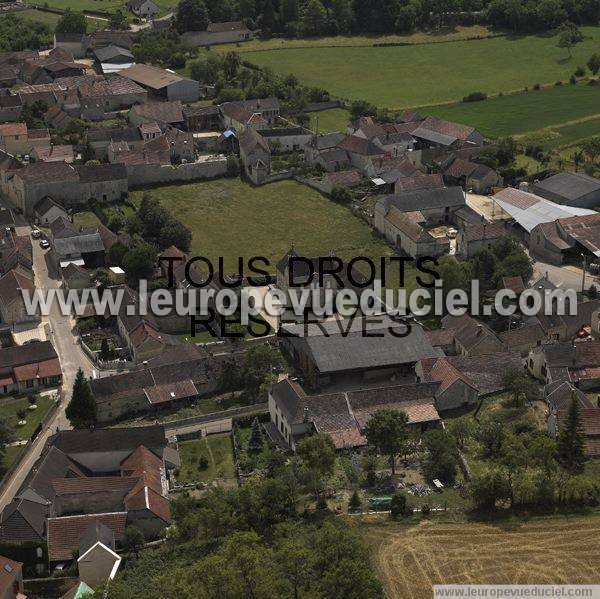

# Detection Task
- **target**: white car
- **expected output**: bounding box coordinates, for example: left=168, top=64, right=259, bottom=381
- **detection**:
left=39, top=240, right=50, bottom=249
left=31, top=229, right=41, bottom=239
left=446, top=228, right=458, bottom=239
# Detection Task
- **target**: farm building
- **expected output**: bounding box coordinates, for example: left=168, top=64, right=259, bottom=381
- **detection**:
left=533, top=172, right=600, bottom=209
left=180, top=21, right=254, bottom=47
left=118, top=64, right=199, bottom=102
left=280, top=316, right=441, bottom=389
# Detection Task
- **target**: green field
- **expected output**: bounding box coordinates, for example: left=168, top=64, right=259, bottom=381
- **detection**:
left=242, top=27, right=600, bottom=108
left=28, top=0, right=174, bottom=17
left=4, top=8, right=62, bottom=27
left=422, top=83, right=600, bottom=138
left=307, top=108, right=351, bottom=133
left=177, top=435, right=235, bottom=483
left=130, top=179, right=397, bottom=273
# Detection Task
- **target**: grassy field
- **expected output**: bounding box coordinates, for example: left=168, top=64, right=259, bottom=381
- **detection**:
left=27, top=0, right=174, bottom=17
left=422, top=83, right=600, bottom=138
left=307, top=108, right=351, bottom=133
left=242, top=27, right=600, bottom=108
left=218, top=25, right=496, bottom=53
left=177, top=435, right=235, bottom=483
left=0, top=395, right=54, bottom=441
left=367, top=516, right=600, bottom=597
left=130, top=179, right=397, bottom=274
left=73, top=210, right=101, bottom=229
left=4, top=8, right=62, bottom=27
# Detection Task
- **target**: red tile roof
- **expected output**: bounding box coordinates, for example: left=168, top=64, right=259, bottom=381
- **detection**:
left=13, top=357, right=61, bottom=382
left=47, top=513, right=127, bottom=561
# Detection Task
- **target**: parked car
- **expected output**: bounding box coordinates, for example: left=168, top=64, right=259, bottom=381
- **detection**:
left=31, top=229, right=41, bottom=239
left=39, top=239, right=50, bottom=249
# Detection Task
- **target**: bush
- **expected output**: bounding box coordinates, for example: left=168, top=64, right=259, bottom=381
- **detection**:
left=462, top=91, right=487, bottom=102
left=348, top=490, right=362, bottom=512
left=555, top=80, right=563, bottom=86
left=390, top=492, right=409, bottom=519
left=570, top=74, right=577, bottom=84
left=421, top=503, right=430, bottom=515
left=533, top=83, right=541, bottom=90
left=198, top=455, right=209, bottom=470
left=575, top=65, right=586, bottom=77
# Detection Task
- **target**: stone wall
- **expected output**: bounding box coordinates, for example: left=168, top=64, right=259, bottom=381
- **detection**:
left=127, top=158, right=227, bottom=187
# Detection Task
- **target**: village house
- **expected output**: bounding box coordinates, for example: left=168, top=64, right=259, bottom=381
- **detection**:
left=79, top=77, right=147, bottom=112
left=76, top=521, right=121, bottom=588
left=549, top=407, right=600, bottom=457
left=239, top=128, right=270, bottom=184
left=119, top=64, right=199, bottom=102
left=128, top=101, right=185, bottom=128
left=336, top=135, right=385, bottom=177
left=127, top=0, right=160, bottom=18
left=411, top=116, right=485, bottom=149
left=456, top=221, right=507, bottom=258
left=89, top=345, right=225, bottom=422
left=268, top=378, right=441, bottom=450
left=31, top=145, right=74, bottom=164
left=443, top=157, right=503, bottom=193
left=0, top=269, right=37, bottom=325
left=33, top=196, right=69, bottom=225
left=416, top=352, right=523, bottom=410
left=260, top=125, right=313, bottom=153
left=49, top=216, right=106, bottom=269
left=0, top=123, right=50, bottom=157
left=0, top=96, right=23, bottom=123
left=221, top=102, right=268, bottom=133
left=0, top=340, right=61, bottom=395
left=53, top=33, right=88, bottom=60
left=280, top=316, right=441, bottom=389
left=348, top=116, right=415, bottom=156
left=183, top=105, right=222, bottom=132
left=0, top=555, right=23, bottom=599
left=0, top=162, right=128, bottom=216
left=180, top=21, right=254, bottom=47
left=439, top=314, right=505, bottom=357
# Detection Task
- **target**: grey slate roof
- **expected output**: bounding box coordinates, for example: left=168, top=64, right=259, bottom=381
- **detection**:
left=79, top=521, right=115, bottom=555
left=534, top=172, right=600, bottom=203
left=283, top=317, right=441, bottom=374
left=94, top=45, right=134, bottom=63
left=378, top=186, right=465, bottom=214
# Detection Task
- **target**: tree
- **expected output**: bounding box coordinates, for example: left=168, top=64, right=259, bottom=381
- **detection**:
left=189, top=52, right=223, bottom=83
left=502, top=368, right=538, bottom=407
left=588, top=53, right=600, bottom=76
left=390, top=491, right=409, bottom=519
left=295, top=112, right=310, bottom=128
left=476, top=419, right=506, bottom=459
left=223, top=51, right=241, bottom=80
left=0, top=417, right=15, bottom=466
left=55, top=10, right=87, bottom=34
left=349, top=100, right=377, bottom=120
left=241, top=345, right=282, bottom=400
left=122, top=242, right=156, bottom=282
left=298, top=434, right=336, bottom=499
left=557, top=396, right=586, bottom=472
left=348, top=490, right=362, bottom=512
left=122, top=526, right=145, bottom=557
left=99, top=338, right=113, bottom=361
left=331, top=186, right=352, bottom=204
left=471, top=248, right=497, bottom=293
left=447, top=418, right=474, bottom=450
left=247, top=417, right=264, bottom=453
left=280, top=0, right=299, bottom=26
left=109, top=9, right=128, bottom=29
left=65, top=368, right=97, bottom=429
left=470, top=467, right=509, bottom=509
left=260, top=0, right=276, bottom=35
left=330, top=0, right=354, bottom=33
left=581, top=138, right=600, bottom=164
left=300, top=0, right=327, bottom=36
left=108, top=242, right=129, bottom=267
left=422, top=429, right=459, bottom=484
left=363, top=409, right=409, bottom=475
left=175, top=0, right=209, bottom=33
left=557, top=21, right=583, bottom=58
left=158, top=218, right=192, bottom=252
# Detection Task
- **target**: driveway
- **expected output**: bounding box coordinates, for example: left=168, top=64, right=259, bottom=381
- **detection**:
left=0, top=237, right=94, bottom=511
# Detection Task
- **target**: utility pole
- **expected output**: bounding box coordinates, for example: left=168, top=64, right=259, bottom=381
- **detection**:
left=582, top=253, right=587, bottom=292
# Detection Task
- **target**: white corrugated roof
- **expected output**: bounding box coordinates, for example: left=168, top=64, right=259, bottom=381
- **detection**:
left=493, top=188, right=596, bottom=232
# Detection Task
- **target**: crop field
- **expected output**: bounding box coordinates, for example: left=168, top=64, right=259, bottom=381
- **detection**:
left=28, top=0, right=175, bottom=17
left=367, top=517, right=600, bottom=598
left=241, top=27, right=600, bottom=108
left=422, top=83, right=600, bottom=138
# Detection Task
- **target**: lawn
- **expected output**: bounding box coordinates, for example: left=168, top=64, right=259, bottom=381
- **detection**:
left=177, top=434, right=235, bottom=483
left=306, top=108, right=351, bottom=133
left=0, top=394, right=54, bottom=441
left=541, top=117, right=600, bottom=149
left=241, top=27, right=600, bottom=108
left=4, top=8, right=62, bottom=27
left=73, top=210, right=101, bottom=228
left=367, top=515, right=600, bottom=598
left=130, top=179, right=399, bottom=275
left=1, top=445, right=22, bottom=474
left=422, top=83, right=600, bottom=138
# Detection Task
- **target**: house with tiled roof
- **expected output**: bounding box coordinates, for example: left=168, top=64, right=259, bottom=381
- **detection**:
left=440, top=314, right=505, bottom=357
left=336, top=134, right=385, bottom=176
left=456, top=220, right=508, bottom=258
left=443, top=156, right=502, bottom=193
left=0, top=554, right=23, bottom=598
left=181, top=21, right=254, bottom=47
left=549, top=406, right=600, bottom=457
left=417, top=351, right=523, bottom=410
left=31, top=144, right=74, bottom=164
left=79, top=77, right=147, bottom=112
left=128, top=100, right=185, bottom=127
left=76, top=521, right=121, bottom=588
left=0, top=122, right=51, bottom=157
left=120, top=64, right=198, bottom=102
left=349, top=116, right=415, bottom=157
left=89, top=345, right=225, bottom=422
left=239, top=128, right=270, bottom=184
left=0, top=268, right=37, bottom=325
left=268, top=378, right=441, bottom=450
left=412, top=116, right=485, bottom=149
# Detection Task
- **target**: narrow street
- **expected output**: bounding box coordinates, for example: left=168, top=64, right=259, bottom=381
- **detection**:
left=0, top=235, right=94, bottom=511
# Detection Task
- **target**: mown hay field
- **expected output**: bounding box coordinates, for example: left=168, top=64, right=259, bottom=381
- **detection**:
left=366, top=517, right=600, bottom=598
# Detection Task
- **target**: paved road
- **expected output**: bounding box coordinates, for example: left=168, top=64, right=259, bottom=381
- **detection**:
left=533, top=259, right=598, bottom=292
left=0, top=236, right=93, bottom=511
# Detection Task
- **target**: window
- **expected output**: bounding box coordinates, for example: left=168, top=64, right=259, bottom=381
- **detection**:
left=26, top=380, right=33, bottom=388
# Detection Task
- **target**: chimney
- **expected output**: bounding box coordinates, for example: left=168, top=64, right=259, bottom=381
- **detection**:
left=476, top=323, right=483, bottom=336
